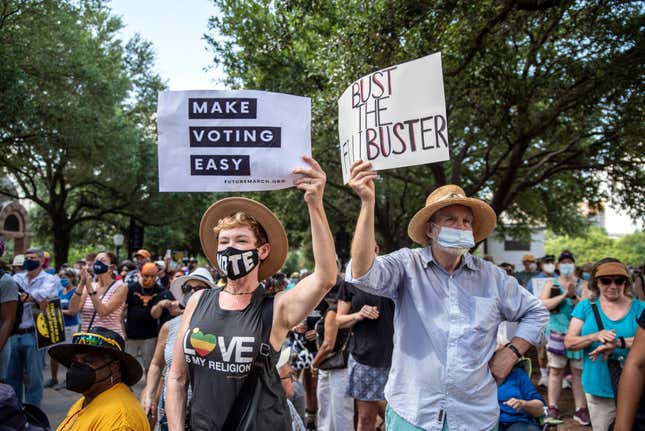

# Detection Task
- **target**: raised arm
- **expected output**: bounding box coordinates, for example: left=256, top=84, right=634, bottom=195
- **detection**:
left=272, top=157, right=336, bottom=347
left=87, top=282, right=127, bottom=317
left=540, top=280, right=567, bottom=310
left=347, top=160, right=378, bottom=278
left=68, top=269, right=90, bottom=313
left=167, top=290, right=203, bottom=431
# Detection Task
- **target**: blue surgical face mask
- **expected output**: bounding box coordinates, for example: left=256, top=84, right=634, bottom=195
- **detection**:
left=60, top=278, right=70, bottom=288
left=93, top=260, right=109, bottom=275
left=23, top=259, right=40, bottom=272
left=433, top=224, right=475, bottom=253
left=559, top=263, right=575, bottom=277
left=582, top=272, right=591, bottom=281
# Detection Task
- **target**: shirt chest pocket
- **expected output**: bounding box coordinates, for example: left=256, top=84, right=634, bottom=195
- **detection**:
left=468, top=296, right=499, bottom=331
left=458, top=296, right=499, bottom=368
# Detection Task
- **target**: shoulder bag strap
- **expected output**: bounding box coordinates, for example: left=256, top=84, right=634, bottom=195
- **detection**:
left=590, top=300, right=604, bottom=331
left=86, top=280, right=117, bottom=331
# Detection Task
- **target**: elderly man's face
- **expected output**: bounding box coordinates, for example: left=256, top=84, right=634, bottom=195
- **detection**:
left=278, top=363, right=295, bottom=398
left=426, top=204, right=474, bottom=239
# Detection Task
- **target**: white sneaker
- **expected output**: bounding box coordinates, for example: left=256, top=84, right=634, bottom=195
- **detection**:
left=538, top=375, right=548, bottom=387
left=562, top=378, right=571, bottom=389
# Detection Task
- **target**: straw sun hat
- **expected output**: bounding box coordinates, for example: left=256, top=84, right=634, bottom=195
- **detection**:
left=407, top=185, right=497, bottom=245
left=200, top=197, right=288, bottom=282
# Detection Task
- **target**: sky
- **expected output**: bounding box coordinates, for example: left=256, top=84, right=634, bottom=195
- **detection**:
left=109, top=0, right=224, bottom=90
left=108, top=0, right=641, bottom=236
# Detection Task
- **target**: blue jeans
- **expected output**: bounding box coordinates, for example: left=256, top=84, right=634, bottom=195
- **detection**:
left=0, top=342, right=11, bottom=381
left=7, top=332, right=44, bottom=407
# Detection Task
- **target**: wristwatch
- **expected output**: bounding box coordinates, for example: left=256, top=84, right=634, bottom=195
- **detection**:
left=504, top=342, right=522, bottom=359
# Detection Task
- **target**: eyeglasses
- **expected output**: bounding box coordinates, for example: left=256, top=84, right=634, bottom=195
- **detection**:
left=598, top=277, right=627, bottom=286
left=280, top=372, right=296, bottom=382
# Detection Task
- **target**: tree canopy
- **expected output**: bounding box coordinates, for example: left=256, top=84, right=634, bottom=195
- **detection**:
left=206, top=0, right=644, bottom=253
left=0, top=0, right=169, bottom=266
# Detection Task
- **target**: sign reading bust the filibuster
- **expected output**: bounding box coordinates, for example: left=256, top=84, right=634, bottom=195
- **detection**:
left=157, top=90, right=311, bottom=192
left=338, top=52, right=450, bottom=183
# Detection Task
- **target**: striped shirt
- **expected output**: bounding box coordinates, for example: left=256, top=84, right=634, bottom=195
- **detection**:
left=80, top=280, right=125, bottom=338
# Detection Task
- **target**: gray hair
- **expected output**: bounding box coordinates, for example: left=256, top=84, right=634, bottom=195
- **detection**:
left=24, top=248, right=44, bottom=259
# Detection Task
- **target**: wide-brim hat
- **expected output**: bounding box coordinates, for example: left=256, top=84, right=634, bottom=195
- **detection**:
left=595, top=261, right=629, bottom=278
left=48, top=327, right=142, bottom=386
left=200, top=197, right=288, bottom=282
left=407, top=185, right=497, bottom=245
left=169, top=267, right=215, bottom=303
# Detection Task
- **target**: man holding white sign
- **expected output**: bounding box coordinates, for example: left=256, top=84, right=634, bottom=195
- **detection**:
left=345, top=159, right=548, bottom=430
left=157, top=90, right=310, bottom=192
left=338, top=53, right=450, bottom=183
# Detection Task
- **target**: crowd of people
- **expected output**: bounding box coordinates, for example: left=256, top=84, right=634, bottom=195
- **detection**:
left=0, top=157, right=643, bottom=431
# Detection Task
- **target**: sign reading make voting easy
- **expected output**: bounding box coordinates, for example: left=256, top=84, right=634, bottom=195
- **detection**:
left=338, top=53, right=449, bottom=183
left=157, top=90, right=311, bottom=192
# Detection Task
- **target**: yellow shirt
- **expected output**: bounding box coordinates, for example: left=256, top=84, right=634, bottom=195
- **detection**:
left=56, top=382, right=150, bottom=431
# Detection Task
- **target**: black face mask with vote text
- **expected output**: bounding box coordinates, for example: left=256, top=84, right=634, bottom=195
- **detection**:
left=216, top=247, right=259, bottom=280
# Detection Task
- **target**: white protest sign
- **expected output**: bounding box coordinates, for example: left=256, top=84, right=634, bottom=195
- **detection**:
left=338, top=52, right=449, bottom=183
left=157, top=90, right=311, bottom=192
left=531, top=277, right=551, bottom=299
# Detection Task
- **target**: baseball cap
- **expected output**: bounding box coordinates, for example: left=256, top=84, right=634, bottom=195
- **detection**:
left=558, top=251, right=575, bottom=262
left=541, top=254, right=555, bottom=262
left=134, top=249, right=151, bottom=259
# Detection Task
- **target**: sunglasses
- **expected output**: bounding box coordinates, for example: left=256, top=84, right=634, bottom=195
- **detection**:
left=598, top=277, right=627, bottom=286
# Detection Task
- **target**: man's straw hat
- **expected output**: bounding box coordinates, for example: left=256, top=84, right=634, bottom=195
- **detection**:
left=407, top=185, right=497, bottom=245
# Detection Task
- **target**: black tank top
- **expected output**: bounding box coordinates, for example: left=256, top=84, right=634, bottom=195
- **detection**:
left=183, top=287, right=290, bottom=430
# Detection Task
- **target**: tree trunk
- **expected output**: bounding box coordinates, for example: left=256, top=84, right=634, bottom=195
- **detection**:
left=52, top=222, right=71, bottom=271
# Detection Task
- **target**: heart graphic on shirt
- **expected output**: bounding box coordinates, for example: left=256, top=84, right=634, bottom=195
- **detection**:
left=190, top=328, right=217, bottom=357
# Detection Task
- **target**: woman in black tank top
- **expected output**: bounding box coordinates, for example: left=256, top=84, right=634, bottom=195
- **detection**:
left=166, top=156, right=337, bottom=431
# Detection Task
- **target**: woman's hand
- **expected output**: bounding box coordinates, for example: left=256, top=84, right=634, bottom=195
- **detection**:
left=304, top=330, right=317, bottom=341
left=79, top=268, right=89, bottom=287
left=503, top=398, right=525, bottom=411
left=292, top=322, right=307, bottom=334
left=358, top=305, right=379, bottom=320
left=589, top=341, right=617, bottom=362
left=293, top=156, right=326, bottom=206
left=596, top=329, right=616, bottom=344
left=140, top=391, right=153, bottom=415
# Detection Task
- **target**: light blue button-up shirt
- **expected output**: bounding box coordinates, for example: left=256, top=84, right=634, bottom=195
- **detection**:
left=346, top=247, right=548, bottom=431
left=13, top=270, right=59, bottom=329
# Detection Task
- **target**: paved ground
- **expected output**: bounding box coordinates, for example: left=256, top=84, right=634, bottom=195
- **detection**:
left=39, top=353, right=590, bottom=430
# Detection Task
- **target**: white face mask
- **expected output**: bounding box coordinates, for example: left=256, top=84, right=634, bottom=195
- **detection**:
left=529, top=263, right=537, bottom=272
left=542, top=263, right=555, bottom=274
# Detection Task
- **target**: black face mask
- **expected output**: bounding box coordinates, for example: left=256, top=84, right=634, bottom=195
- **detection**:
left=66, top=360, right=113, bottom=393
left=216, top=247, right=259, bottom=280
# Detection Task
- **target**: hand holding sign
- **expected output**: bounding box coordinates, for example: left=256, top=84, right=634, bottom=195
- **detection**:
left=348, top=160, right=378, bottom=202
left=293, top=156, right=326, bottom=206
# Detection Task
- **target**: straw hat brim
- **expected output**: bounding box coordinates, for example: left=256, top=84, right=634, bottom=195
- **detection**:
left=200, top=197, right=288, bottom=282
left=48, top=343, right=142, bottom=386
left=407, top=197, right=497, bottom=245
